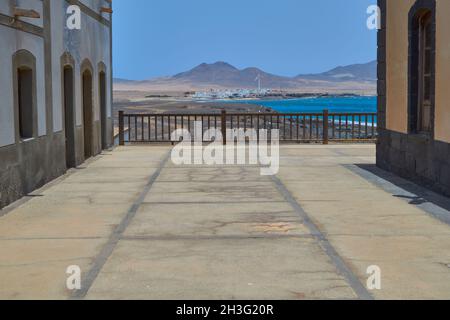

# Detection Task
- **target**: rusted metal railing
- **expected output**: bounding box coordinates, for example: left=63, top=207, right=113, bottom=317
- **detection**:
left=118, top=110, right=377, bottom=145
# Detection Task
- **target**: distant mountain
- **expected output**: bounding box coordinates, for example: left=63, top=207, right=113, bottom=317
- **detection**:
left=173, top=61, right=238, bottom=81
left=113, top=77, right=138, bottom=84
left=171, top=61, right=299, bottom=89
left=296, top=61, right=377, bottom=82
left=113, top=60, right=377, bottom=94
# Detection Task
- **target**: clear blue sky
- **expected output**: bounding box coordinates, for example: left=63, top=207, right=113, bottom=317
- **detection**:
left=113, top=0, right=377, bottom=80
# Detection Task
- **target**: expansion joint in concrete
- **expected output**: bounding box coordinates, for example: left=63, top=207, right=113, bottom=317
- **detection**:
left=270, top=175, right=374, bottom=300
left=70, top=151, right=172, bottom=299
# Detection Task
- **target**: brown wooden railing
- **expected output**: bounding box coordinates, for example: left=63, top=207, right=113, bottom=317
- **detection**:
left=118, top=110, right=377, bottom=145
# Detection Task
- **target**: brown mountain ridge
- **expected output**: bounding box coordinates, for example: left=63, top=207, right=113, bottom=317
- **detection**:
left=114, top=61, right=377, bottom=94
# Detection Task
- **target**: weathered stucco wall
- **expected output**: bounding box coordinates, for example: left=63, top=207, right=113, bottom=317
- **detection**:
left=0, top=0, right=113, bottom=209
left=0, top=27, right=47, bottom=146
left=52, top=0, right=112, bottom=133
left=0, top=27, right=17, bottom=148
left=67, top=4, right=112, bottom=126
left=0, top=0, right=44, bottom=27
left=80, top=0, right=111, bottom=21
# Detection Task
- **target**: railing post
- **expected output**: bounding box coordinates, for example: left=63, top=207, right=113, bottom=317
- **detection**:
left=119, top=111, right=124, bottom=146
left=323, top=109, right=329, bottom=145
left=221, top=110, right=227, bottom=145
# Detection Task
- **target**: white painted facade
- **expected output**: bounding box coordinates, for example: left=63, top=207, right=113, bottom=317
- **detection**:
left=50, top=0, right=112, bottom=131
left=0, top=0, right=113, bottom=209
left=0, top=0, right=112, bottom=144
left=0, top=24, right=46, bottom=146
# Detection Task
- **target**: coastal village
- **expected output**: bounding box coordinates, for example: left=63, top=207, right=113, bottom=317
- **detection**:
left=1, top=0, right=450, bottom=302
left=192, top=88, right=272, bottom=99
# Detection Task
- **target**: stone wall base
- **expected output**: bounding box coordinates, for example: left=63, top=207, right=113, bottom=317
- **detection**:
left=377, top=129, right=450, bottom=197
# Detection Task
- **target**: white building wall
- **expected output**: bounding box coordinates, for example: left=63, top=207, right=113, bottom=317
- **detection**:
left=0, top=1, right=9, bottom=14
left=0, top=27, right=15, bottom=147
left=0, top=0, right=113, bottom=209
left=49, top=0, right=112, bottom=131
left=18, top=31, right=47, bottom=137
left=0, top=0, right=43, bottom=28
left=15, top=0, right=44, bottom=28
left=0, top=0, right=112, bottom=144
left=80, top=0, right=111, bottom=21
left=0, top=26, right=46, bottom=147
left=61, top=1, right=111, bottom=126
left=51, top=0, right=64, bottom=132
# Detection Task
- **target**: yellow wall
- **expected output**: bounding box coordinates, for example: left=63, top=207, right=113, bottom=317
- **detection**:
left=435, top=0, right=450, bottom=142
left=386, top=0, right=414, bottom=134
left=386, top=0, right=450, bottom=143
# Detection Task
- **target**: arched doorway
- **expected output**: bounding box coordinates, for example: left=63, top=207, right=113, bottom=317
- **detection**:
left=63, top=65, right=76, bottom=168
left=82, top=69, right=93, bottom=159
left=99, top=70, right=108, bottom=149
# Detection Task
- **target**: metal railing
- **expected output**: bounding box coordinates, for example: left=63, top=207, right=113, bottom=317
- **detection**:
left=118, top=110, right=377, bottom=145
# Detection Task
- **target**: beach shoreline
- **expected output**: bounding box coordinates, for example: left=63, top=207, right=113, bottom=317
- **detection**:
left=112, top=90, right=377, bottom=138
left=113, top=90, right=376, bottom=114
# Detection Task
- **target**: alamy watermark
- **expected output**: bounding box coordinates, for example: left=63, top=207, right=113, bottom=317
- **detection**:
left=367, top=5, right=381, bottom=30
left=66, top=5, right=81, bottom=30
left=170, top=122, right=279, bottom=176
left=66, top=265, right=81, bottom=290
left=367, top=265, right=382, bottom=290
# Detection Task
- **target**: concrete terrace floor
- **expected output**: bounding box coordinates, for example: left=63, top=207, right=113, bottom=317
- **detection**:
left=1, top=144, right=450, bottom=299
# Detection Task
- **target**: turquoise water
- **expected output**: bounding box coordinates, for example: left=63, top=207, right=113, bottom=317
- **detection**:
left=228, top=96, right=377, bottom=114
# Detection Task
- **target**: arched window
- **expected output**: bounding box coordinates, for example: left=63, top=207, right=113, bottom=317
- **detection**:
left=98, top=62, right=108, bottom=150
left=408, top=1, right=436, bottom=135
left=17, top=67, right=34, bottom=139
left=12, top=50, right=37, bottom=141
left=61, top=52, right=76, bottom=168
left=81, top=59, right=94, bottom=159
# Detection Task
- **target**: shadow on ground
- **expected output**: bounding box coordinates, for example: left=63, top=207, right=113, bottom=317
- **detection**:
left=353, top=164, right=450, bottom=224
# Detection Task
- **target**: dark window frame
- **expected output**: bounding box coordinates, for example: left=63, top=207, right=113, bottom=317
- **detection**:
left=17, top=67, right=34, bottom=139
left=98, top=61, right=108, bottom=150
left=408, top=0, right=436, bottom=137
left=61, top=52, right=77, bottom=168
left=12, top=50, right=38, bottom=142
left=80, top=59, right=94, bottom=160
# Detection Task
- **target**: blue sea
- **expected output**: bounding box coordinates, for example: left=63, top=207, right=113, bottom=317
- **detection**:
left=227, top=96, right=377, bottom=114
